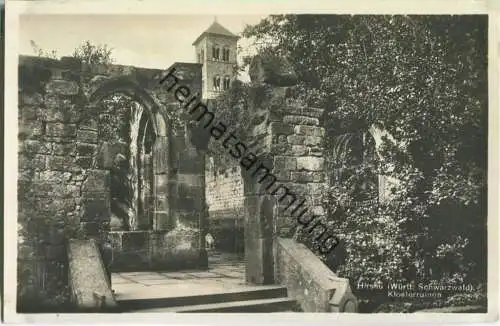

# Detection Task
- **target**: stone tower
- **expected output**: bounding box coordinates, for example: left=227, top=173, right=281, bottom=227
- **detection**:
left=193, top=19, right=239, bottom=100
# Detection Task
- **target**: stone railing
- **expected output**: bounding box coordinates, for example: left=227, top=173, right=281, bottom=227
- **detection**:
left=275, top=238, right=357, bottom=312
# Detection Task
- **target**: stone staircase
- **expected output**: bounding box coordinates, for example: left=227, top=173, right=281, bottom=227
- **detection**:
left=115, top=285, right=300, bottom=313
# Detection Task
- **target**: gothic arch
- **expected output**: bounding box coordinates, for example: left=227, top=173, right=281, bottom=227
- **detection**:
left=88, top=76, right=171, bottom=231
left=88, top=76, right=167, bottom=137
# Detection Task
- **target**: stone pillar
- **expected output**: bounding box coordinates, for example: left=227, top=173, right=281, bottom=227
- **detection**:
left=273, top=104, right=326, bottom=236
left=242, top=155, right=275, bottom=284
left=153, top=135, right=169, bottom=230
left=244, top=54, right=329, bottom=284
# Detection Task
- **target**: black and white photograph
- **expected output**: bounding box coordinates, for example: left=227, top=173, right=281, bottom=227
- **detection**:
left=3, top=0, right=497, bottom=323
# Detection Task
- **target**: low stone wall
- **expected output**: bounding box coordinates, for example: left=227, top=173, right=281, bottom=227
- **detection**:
left=68, top=239, right=117, bottom=311
left=108, top=227, right=205, bottom=272
left=275, top=238, right=357, bottom=312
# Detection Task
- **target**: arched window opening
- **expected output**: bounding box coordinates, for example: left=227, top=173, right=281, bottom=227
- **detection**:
left=330, top=130, right=378, bottom=203
left=223, top=76, right=231, bottom=90
left=222, top=48, right=230, bottom=61
left=212, top=46, right=220, bottom=60
left=213, top=75, right=221, bottom=91
left=98, top=93, right=158, bottom=232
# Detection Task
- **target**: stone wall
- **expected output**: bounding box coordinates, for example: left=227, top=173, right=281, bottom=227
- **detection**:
left=240, top=55, right=331, bottom=285
left=239, top=53, right=357, bottom=311
left=17, top=56, right=207, bottom=310
left=205, top=160, right=244, bottom=252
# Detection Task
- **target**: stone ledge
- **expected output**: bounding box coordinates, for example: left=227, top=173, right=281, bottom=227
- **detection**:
left=108, top=228, right=207, bottom=272
left=276, top=238, right=358, bottom=312
left=68, top=239, right=117, bottom=311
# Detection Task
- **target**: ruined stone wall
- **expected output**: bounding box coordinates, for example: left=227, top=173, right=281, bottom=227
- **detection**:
left=205, top=160, right=244, bottom=252
left=241, top=56, right=331, bottom=284
left=205, top=164, right=244, bottom=218
left=18, top=57, right=112, bottom=309
left=17, top=56, right=207, bottom=310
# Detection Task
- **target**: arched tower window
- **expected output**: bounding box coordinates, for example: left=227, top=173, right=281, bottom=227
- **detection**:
left=222, top=47, right=230, bottom=62
left=223, top=76, right=231, bottom=90
left=213, top=76, right=221, bottom=91
left=212, top=46, right=220, bottom=60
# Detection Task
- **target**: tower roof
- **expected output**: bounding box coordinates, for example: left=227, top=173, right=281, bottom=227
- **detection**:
left=192, top=21, right=240, bottom=46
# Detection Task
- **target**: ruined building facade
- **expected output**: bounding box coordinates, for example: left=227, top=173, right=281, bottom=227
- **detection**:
left=195, top=21, right=245, bottom=252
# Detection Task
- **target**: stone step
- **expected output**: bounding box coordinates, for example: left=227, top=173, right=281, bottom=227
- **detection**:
left=117, top=285, right=289, bottom=312
left=132, top=297, right=298, bottom=313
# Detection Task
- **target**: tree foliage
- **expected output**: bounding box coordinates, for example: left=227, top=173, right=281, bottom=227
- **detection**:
left=242, top=15, right=487, bottom=310
left=72, top=40, right=114, bottom=65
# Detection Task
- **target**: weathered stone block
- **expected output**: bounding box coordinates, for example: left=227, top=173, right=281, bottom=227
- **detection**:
left=31, top=181, right=77, bottom=198
left=178, top=182, right=203, bottom=200
left=176, top=173, right=203, bottom=188
left=35, top=196, right=76, bottom=214
left=273, top=169, right=290, bottom=181
left=121, top=231, right=149, bottom=251
left=290, top=145, right=308, bottom=156
left=21, top=106, right=38, bottom=120
left=45, top=80, right=80, bottom=96
left=287, top=135, right=306, bottom=145
left=304, top=136, right=323, bottom=147
left=20, top=154, right=46, bottom=170
left=277, top=183, right=308, bottom=196
left=52, top=143, right=76, bottom=156
left=20, top=120, right=44, bottom=138
left=77, top=129, right=98, bottom=143
left=83, top=170, right=110, bottom=192
left=20, top=140, right=52, bottom=154
left=290, top=171, right=325, bottom=183
left=296, top=157, right=324, bottom=171
left=309, top=146, right=323, bottom=157
left=307, top=183, right=326, bottom=196
left=20, top=93, right=43, bottom=106
left=274, top=156, right=297, bottom=172
left=38, top=171, right=72, bottom=183
left=75, top=157, right=93, bottom=169
left=286, top=105, right=324, bottom=119
left=310, top=206, right=326, bottom=216
left=270, top=122, right=294, bottom=135
left=82, top=197, right=110, bottom=222
left=283, top=115, right=319, bottom=126
left=76, top=143, right=97, bottom=156
left=46, top=155, right=74, bottom=171
left=294, top=125, right=325, bottom=137
left=39, top=103, right=82, bottom=123
left=46, top=123, right=77, bottom=138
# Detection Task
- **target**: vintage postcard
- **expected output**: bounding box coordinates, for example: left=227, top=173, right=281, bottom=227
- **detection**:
left=3, top=0, right=499, bottom=324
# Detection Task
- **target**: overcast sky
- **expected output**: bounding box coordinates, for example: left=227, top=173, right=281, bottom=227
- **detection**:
left=19, top=14, right=266, bottom=81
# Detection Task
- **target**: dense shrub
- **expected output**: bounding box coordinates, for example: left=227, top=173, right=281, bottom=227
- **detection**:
left=241, top=15, right=487, bottom=311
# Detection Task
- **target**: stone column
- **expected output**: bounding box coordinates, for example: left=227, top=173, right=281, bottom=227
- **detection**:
left=244, top=54, right=329, bottom=284
left=152, top=135, right=170, bottom=230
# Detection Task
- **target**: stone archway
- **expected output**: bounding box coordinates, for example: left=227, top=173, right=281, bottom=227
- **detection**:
left=88, top=77, right=170, bottom=234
